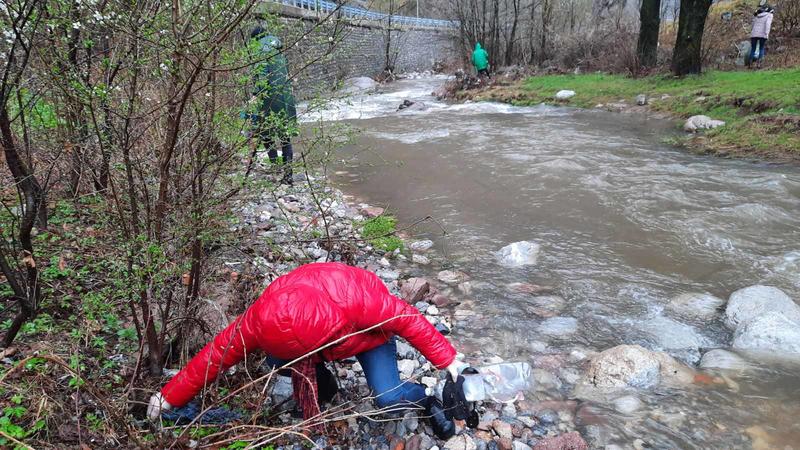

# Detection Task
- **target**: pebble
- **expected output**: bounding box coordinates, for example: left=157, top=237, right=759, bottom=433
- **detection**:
left=493, top=419, right=514, bottom=439
left=413, top=254, right=431, bottom=265
left=438, top=270, right=467, bottom=285
left=444, top=434, right=477, bottom=450
left=427, top=305, right=440, bottom=315
left=501, top=403, right=518, bottom=418
left=536, top=410, right=558, bottom=425
left=410, top=240, right=434, bottom=252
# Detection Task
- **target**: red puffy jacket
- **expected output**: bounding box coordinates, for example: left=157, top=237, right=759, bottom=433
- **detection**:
left=161, top=262, right=456, bottom=407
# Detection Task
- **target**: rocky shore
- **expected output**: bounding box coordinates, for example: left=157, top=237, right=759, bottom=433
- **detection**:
left=219, top=167, right=800, bottom=450
left=220, top=173, right=591, bottom=450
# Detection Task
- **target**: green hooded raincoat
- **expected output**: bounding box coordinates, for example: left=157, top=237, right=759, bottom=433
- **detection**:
left=472, top=43, right=489, bottom=72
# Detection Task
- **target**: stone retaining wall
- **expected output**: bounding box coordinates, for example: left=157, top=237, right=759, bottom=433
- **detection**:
left=258, top=3, right=455, bottom=97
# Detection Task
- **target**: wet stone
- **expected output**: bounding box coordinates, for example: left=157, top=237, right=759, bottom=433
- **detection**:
left=536, top=410, right=558, bottom=425
left=493, top=420, right=514, bottom=439
left=410, top=240, right=434, bottom=252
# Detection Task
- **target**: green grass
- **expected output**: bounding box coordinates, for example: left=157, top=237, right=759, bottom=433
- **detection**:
left=510, top=68, right=800, bottom=157
left=361, top=215, right=404, bottom=252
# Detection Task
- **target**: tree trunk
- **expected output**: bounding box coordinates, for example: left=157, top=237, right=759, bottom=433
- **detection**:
left=0, top=105, right=44, bottom=348
left=637, top=0, right=661, bottom=68
left=671, top=0, right=712, bottom=75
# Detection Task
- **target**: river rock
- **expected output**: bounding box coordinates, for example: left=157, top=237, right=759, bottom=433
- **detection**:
left=513, top=441, right=532, bottom=450
left=532, top=432, right=588, bottom=450
left=493, top=420, right=514, bottom=439
left=341, top=76, right=378, bottom=94
left=636, top=315, right=716, bottom=364
left=683, top=115, right=726, bottom=132
left=699, top=349, right=753, bottom=371
left=413, top=254, right=431, bottom=265
left=362, top=206, right=385, bottom=217
left=507, top=283, right=554, bottom=294
left=431, top=294, right=452, bottom=307
left=444, top=434, right=477, bottom=450
left=584, top=345, right=693, bottom=389
left=496, top=241, right=541, bottom=267
left=401, top=278, right=431, bottom=303
left=377, top=269, right=400, bottom=281
left=410, top=240, right=434, bottom=252
left=438, top=270, right=468, bottom=285
left=554, top=90, right=576, bottom=100
left=537, top=317, right=578, bottom=335
left=666, top=292, right=726, bottom=319
left=732, top=311, right=800, bottom=354
left=724, top=285, right=800, bottom=329
left=396, top=339, right=416, bottom=359
left=524, top=295, right=566, bottom=317
left=398, top=359, right=419, bottom=378
left=612, top=395, right=642, bottom=414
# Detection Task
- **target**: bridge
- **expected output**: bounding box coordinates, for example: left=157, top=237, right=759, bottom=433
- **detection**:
left=262, top=0, right=458, bottom=96
left=268, top=0, right=458, bottom=29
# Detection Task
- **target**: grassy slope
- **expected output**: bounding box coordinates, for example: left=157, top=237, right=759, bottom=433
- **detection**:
left=498, top=69, right=800, bottom=159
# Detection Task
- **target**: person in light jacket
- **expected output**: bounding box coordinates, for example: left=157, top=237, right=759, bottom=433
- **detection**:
left=750, top=0, right=774, bottom=64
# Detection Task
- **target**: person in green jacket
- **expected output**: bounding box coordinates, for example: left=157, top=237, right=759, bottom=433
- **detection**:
left=472, top=42, right=490, bottom=78
left=248, top=26, right=298, bottom=185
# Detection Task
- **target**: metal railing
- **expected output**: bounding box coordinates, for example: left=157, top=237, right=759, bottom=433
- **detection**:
left=270, top=0, right=458, bottom=28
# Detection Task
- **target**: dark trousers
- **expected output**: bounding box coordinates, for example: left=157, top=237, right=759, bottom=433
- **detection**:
left=262, top=137, right=293, bottom=183
left=478, top=68, right=489, bottom=77
left=750, top=37, right=767, bottom=62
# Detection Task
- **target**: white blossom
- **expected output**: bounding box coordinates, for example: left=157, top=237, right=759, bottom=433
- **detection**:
left=159, top=62, right=169, bottom=71
left=72, top=22, right=82, bottom=30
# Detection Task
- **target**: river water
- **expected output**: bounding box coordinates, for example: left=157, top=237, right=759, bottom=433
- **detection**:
left=306, top=77, right=800, bottom=449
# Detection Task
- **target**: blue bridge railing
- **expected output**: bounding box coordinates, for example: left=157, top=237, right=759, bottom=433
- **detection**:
left=270, top=0, right=459, bottom=28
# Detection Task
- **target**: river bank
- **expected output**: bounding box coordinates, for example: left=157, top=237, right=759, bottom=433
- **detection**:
left=457, top=68, right=800, bottom=161
left=230, top=174, right=592, bottom=450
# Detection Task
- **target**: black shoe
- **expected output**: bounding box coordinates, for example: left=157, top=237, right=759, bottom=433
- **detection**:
left=316, top=363, right=339, bottom=405
left=424, top=397, right=455, bottom=440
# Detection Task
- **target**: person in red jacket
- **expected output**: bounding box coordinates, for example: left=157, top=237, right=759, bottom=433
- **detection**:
left=147, top=262, right=467, bottom=438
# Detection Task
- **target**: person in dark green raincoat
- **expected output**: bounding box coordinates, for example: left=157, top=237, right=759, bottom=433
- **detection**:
left=471, top=43, right=489, bottom=77
left=249, top=26, right=297, bottom=185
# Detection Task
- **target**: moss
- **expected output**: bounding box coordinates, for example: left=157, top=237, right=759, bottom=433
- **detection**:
left=361, top=215, right=404, bottom=252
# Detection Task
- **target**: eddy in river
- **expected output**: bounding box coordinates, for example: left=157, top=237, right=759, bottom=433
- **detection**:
left=147, top=263, right=473, bottom=439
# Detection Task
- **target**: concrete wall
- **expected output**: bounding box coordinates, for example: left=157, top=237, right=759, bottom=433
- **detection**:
left=259, top=4, right=455, bottom=97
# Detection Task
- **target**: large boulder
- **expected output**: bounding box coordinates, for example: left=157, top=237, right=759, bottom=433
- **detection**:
left=683, top=115, right=725, bottom=132
left=496, top=241, right=541, bottom=267
left=584, top=345, right=693, bottom=389
left=666, top=292, right=726, bottom=319
left=724, top=285, right=800, bottom=329
left=732, top=312, right=800, bottom=355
